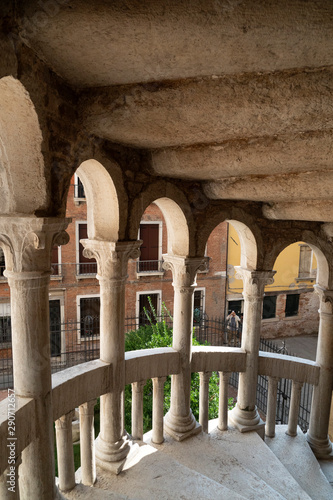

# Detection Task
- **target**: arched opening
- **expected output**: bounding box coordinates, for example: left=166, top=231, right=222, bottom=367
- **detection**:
left=0, top=76, right=47, bottom=214
left=76, top=159, right=120, bottom=241
left=44, top=159, right=123, bottom=368
left=261, top=241, right=320, bottom=340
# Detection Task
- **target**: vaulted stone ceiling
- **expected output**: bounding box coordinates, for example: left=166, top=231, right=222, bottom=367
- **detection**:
left=14, top=0, right=333, bottom=221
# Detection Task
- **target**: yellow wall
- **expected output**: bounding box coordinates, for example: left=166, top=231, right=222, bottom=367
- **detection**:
left=227, top=224, right=317, bottom=295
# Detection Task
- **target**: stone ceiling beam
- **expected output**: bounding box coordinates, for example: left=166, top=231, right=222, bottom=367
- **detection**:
left=80, top=67, right=333, bottom=149
left=263, top=201, right=333, bottom=222
left=16, top=0, right=333, bottom=88
left=204, top=170, right=333, bottom=203
left=151, top=130, right=333, bottom=180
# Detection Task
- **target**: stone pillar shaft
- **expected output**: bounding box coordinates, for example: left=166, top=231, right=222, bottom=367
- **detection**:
left=199, top=371, right=211, bottom=433
left=79, top=400, right=97, bottom=486
left=229, top=268, right=275, bottom=435
left=162, top=255, right=209, bottom=441
left=218, top=372, right=230, bottom=431
left=80, top=239, right=141, bottom=472
left=132, top=381, right=145, bottom=441
left=0, top=217, right=69, bottom=500
left=55, top=410, right=76, bottom=492
left=307, top=286, right=333, bottom=458
left=152, top=377, right=166, bottom=444
left=265, top=376, right=279, bottom=438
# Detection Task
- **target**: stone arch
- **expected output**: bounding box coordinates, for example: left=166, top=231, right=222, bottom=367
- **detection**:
left=227, top=220, right=257, bottom=271
left=0, top=76, right=47, bottom=214
left=76, top=159, right=123, bottom=241
left=198, top=210, right=258, bottom=270
left=129, top=182, right=193, bottom=256
left=264, top=228, right=333, bottom=289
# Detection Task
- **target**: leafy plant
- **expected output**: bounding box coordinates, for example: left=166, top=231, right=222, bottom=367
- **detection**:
left=124, top=298, right=235, bottom=434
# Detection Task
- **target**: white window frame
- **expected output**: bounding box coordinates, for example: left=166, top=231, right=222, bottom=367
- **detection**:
left=76, top=293, right=100, bottom=342
left=194, top=287, right=206, bottom=314
left=136, top=290, right=162, bottom=328
left=137, top=221, right=164, bottom=276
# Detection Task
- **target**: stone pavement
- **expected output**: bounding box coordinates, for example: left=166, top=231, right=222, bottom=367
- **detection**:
left=269, top=335, right=318, bottom=361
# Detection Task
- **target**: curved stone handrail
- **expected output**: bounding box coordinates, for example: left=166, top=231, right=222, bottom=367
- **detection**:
left=125, top=347, right=180, bottom=384
left=0, top=396, right=35, bottom=476
left=191, top=346, right=246, bottom=373
left=258, top=351, right=320, bottom=385
left=52, top=359, right=112, bottom=421
left=0, top=347, right=321, bottom=478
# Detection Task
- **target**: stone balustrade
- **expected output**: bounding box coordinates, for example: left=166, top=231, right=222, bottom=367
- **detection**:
left=0, top=347, right=322, bottom=498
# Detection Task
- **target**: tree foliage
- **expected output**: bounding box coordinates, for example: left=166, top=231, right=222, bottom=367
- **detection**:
left=124, top=299, right=234, bottom=435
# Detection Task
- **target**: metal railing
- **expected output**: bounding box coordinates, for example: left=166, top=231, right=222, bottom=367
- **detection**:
left=75, top=262, right=97, bottom=276
left=136, top=260, right=164, bottom=273
left=0, top=313, right=315, bottom=432
left=51, top=263, right=63, bottom=276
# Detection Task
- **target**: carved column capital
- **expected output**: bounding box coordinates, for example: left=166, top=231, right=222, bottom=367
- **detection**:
left=235, top=267, right=276, bottom=300
left=162, top=254, right=209, bottom=289
left=81, top=239, right=141, bottom=281
left=0, top=216, right=70, bottom=276
left=314, top=285, right=333, bottom=315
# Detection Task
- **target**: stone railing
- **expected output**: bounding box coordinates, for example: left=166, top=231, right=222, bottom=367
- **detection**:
left=258, top=352, right=319, bottom=438
left=0, top=347, right=320, bottom=497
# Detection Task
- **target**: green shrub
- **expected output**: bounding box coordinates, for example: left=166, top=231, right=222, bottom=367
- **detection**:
left=124, top=299, right=235, bottom=434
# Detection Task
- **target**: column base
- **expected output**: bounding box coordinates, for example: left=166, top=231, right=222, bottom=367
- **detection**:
left=229, top=405, right=265, bottom=440
left=95, top=433, right=131, bottom=474
left=306, top=432, right=333, bottom=459
left=164, top=410, right=202, bottom=442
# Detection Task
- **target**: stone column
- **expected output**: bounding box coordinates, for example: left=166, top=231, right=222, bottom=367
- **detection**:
left=307, top=286, right=333, bottom=458
left=163, top=255, right=209, bottom=441
left=80, top=239, right=141, bottom=473
left=79, top=400, right=97, bottom=486
left=152, top=376, right=167, bottom=444
left=55, top=410, right=76, bottom=492
left=229, top=267, right=275, bottom=436
left=199, top=371, right=212, bottom=433
left=132, top=380, right=146, bottom=441
left=0, top=216, right=69, bottom=500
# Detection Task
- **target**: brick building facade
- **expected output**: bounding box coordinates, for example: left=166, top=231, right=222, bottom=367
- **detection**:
left=0, top=176, right=228, bottom=362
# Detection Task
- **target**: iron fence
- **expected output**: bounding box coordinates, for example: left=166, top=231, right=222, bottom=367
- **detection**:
left=136, top=260, right=164, bottom=273
left=0, top=313, right=314, bottom=432
left=229, top=338, right=313, bottom=433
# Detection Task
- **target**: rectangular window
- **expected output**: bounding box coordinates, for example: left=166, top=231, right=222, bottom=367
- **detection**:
left=138, top=293, right=160, bottom=326
left=193, top=289, right=205, bottom=324
left=263, top=295, right=277, bottom=319
left=298, top=244, right=312, bottom=278
left=49, top=299, right=61, bottom=356
left=138, top=223, right=160, bottom=272
left=77, top=223, right=97, bottom=275
left=80, top=297, right=100, bottom=338
left=51, top=245, right=61, bottom=276
left=227, top=300, right=243, bottom=317
left=74, top=175, right=85, bottom=199
left=0, top=247, right=5, bottom=278
left=285, top=294, right=300, bottom=317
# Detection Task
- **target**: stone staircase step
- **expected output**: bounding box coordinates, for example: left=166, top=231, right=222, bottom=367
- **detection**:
left=207, top=420, right=311, bottom=500
left=319, top=460, right=333, bottom=489
left=66, top=441, right=246, bottom=500
left=266, top=425, right=333, bottom=500
left=145, top=422, right=310, bottom=500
